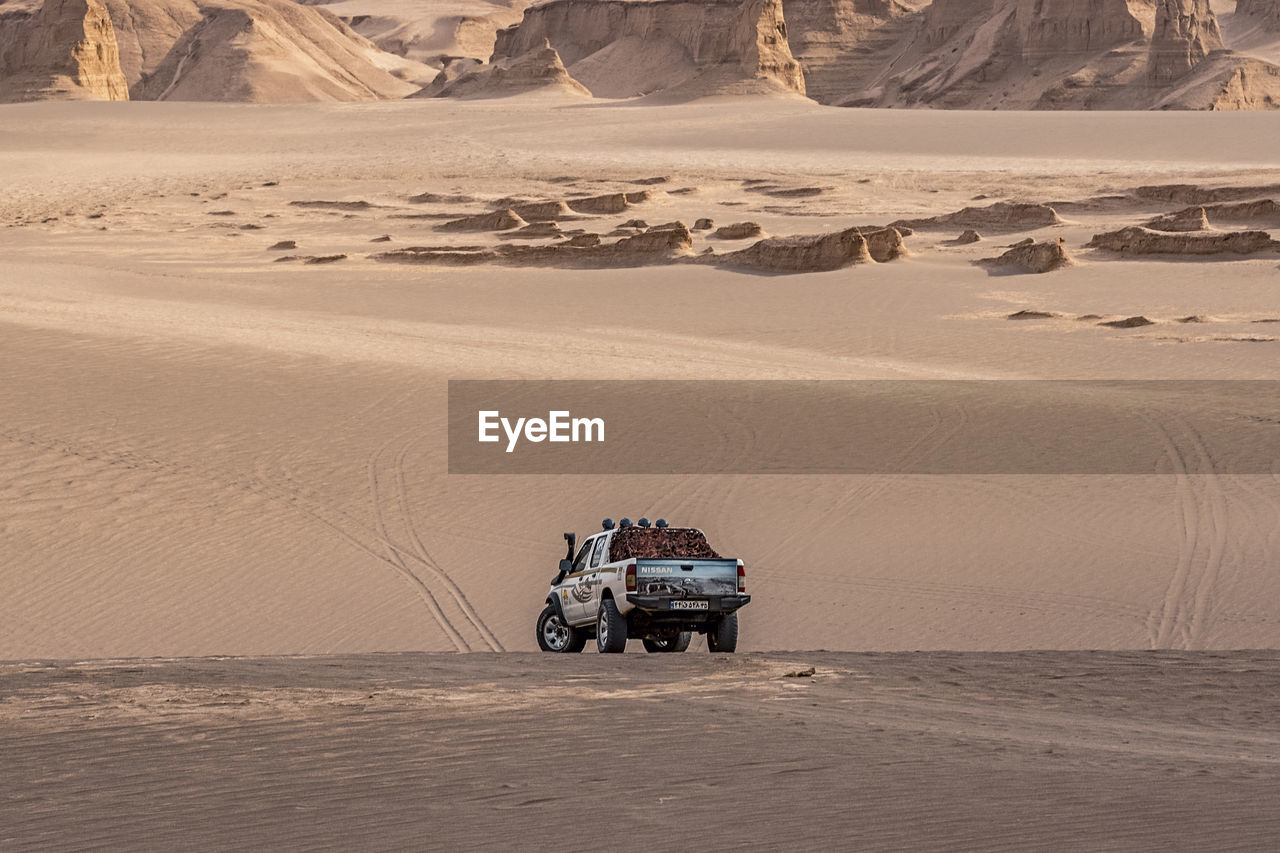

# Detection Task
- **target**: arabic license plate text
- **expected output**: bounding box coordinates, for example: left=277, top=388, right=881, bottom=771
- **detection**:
left=670, top=600, right=709, bottom=610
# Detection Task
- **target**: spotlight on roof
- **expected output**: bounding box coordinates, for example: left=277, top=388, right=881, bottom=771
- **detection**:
left=602, top=518, right=615, bottom=530
left=620, top=517, right=633, bottom=528
left=655, top=518, right=669, bottom=528
left=638, top=517, right=651, bottom=528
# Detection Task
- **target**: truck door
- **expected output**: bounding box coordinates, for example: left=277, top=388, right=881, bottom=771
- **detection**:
left=562, top=534, right=600, bottom=623
left=580, top=533, right=612, bottom=621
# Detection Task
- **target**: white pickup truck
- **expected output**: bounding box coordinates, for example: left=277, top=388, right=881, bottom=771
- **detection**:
left=536, top=518, right=750, bottom=654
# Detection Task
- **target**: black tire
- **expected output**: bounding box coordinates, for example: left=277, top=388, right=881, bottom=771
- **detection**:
left=707, top=613, right=738, bottom=653
left=643, top=633, right=692, bottom=653
left=596, top=598, right=628, bottom=653
left=537, top=604, right=586, bottom=653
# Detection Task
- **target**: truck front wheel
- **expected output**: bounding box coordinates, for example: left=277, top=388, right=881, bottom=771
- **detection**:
left=642, top=633, right=691, bottom=653
left=596, top=598, right=628, bottom=653
left=537, top=604, right=586, bottom=653
left=707, top=613, right=738, bottom=653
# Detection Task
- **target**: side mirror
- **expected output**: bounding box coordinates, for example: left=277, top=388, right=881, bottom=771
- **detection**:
left=552, top=558, right=573, bottom=585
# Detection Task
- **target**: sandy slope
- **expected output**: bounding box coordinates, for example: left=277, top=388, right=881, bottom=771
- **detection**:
left=2, top=652, right=1279, bottom=850
left=1, top=100, right=1280, bottom=658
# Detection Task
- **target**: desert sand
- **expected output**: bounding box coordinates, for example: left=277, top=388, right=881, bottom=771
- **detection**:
left=2, top=99, right=1279, bottom=661
left=3, top=652, right=1280, bottom=850
left=2, top=90, right=1280, bottom=849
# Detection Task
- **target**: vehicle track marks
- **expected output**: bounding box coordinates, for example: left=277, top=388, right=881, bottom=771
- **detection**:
left=1146, top=414, right=1228, bottom=650
left=390, top=435, right=504, bottom=652
left=367, top=438, right=470, bottom=652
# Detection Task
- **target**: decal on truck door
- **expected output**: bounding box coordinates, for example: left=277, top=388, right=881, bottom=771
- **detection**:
left=571, top=576, right=596, bottom=604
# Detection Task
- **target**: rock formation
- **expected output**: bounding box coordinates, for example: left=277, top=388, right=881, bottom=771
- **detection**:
left=1086, top=226, right=1280, bottom=254
left=1148, top=0, right=1222, bottom=84
left=781, top=0, right=914, bottom=104
left=377, top=222, right=695, bottom=268
left=0, top=0, right=129, bottom=101
left=487, top=0, right=805, bottom=99
left=1100, top=315, right=1155, bottom=327
left=295, top=0, right=528, bottom=66
left=706, top=225, right=875, bottom=272
left=1143, top=206, right=1210, bottom=231
left=978, top=238, right=1073, bottom=273
left=1134, top=183, right=1280, bottom=203
left=414, top=39, right=589, bottom=98
left=116, top=0, right=421, bottom=101
left=567, top=192, right=649, bottom=214
left=1236, top=0, right=1280, bottom=30
left=714, top=222, right=764, bottom=239
left=439, top=209, right=527, bottom=231
left=892, top=202, right=1062, bottom=233
left=856, top=226, right=908, bottom=262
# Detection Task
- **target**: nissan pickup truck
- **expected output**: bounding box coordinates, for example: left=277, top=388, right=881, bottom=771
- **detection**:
left=536, top=518, right=750, bottom=654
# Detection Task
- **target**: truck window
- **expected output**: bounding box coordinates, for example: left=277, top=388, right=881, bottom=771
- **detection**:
left=590, top=534, right=610, bottom=568
left=572, top=537, right=595, bottom=573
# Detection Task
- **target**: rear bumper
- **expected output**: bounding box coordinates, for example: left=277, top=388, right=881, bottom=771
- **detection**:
left=626, top=594, right=751, bottom=614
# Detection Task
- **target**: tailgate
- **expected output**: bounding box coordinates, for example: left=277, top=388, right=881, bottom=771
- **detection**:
left=633, top=559, right=739, bottom=599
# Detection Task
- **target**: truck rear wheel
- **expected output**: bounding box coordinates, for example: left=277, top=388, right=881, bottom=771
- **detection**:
left=596, top=598, right=628, bottom=653
left=537, top=604, right=586, bottom=653
left=642, top=632, right=691, bottom=653
left=707, top=613, right=738, bottom=653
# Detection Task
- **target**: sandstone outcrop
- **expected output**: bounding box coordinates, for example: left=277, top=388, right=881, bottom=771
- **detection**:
left=1134, top=183, right=1280, bottom=203
left=1195, top=199, right=1280, bottom=225
left=1143, top=206, right=1210, bottom=231
left=1236, top=0, right=1280, bottom=30
left=1151, top=53, right=1280, bottom=110
left=705, top=225, right=875, bottom=272
left=1148, top=0, right=1221, bottom=84
left=893, top=202, right=1062, bottom=233
left=0, top=0, right=129, bottom=101
left=509, top=200, right=575, bottom=221
left=300, top=0, right=527, bottom=66
left=832, top=0, right=1161, bottom=109
left=488, top=0, right=805, bottom=99
left=1086, top=226, right=1280, bottom=254
left=856, top=226, right=908, bottom=262
left=714, top=222, right=764, bottom=239
left=977, top=238, right=1073, bottom=273
left=438, top=208, right=526, bottom=231
left=414, top=40, right=589, bottom=97
left=376, top=222, right=695, bottom=268
left=107, top=0, right=422, bottom=101
left=1100, top=315, right=1155, bottom=327
left=782, top=0, right=914, bottom=105
left=567, top=192, right=648, bottom=214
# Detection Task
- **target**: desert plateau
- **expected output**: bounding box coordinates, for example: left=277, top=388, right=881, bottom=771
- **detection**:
left=4, top=0, right=1280, bottom=846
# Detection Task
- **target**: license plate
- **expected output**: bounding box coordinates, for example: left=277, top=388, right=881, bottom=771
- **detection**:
left=670, top=600, right=709, bottom=610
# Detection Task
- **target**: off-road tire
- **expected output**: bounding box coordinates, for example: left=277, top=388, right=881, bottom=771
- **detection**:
left=707, top=613, right=739, bottom=653
left=596, top=598, right=628, bottom=653
left=643, top=633, right=692, bottom=653
left=537, top=604, right=586, bottom=653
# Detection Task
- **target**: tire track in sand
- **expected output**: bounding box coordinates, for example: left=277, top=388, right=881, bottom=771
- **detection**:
left=1146, top=413, right=1228, bottom=650
left=389, top=435, right=504, bottom=652
left=367, top=437, right=471, bottom=651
